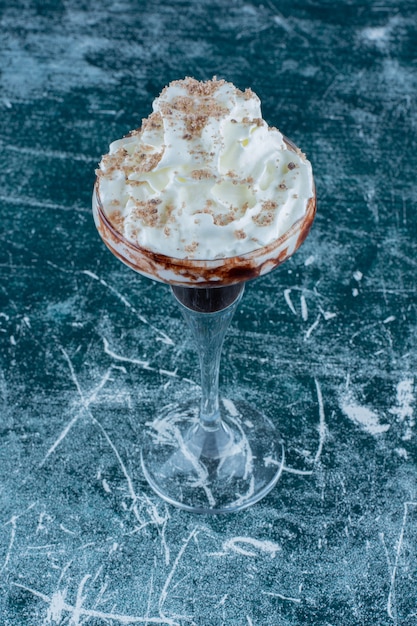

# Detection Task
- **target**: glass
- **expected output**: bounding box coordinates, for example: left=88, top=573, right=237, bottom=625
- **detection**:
left=93, top=138, right=316, bottom=513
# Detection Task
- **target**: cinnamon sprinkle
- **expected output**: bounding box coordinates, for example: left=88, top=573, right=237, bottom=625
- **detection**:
left=184, top=241, right=199, bottom=254
left=109, top=210, right=124, bottom=230
left=142, top=112, right=163, bottom=131
left=242, top=117, right=263, bottom=127
left=191, top=169, right=213, bottom=180
left=174, top=76, right=226, bottom=97
left=132, top=198, right=162, bottom=227
left=252, top=200, right=278, bottom=227
left=213, top=212, right=236, bottom=226
left=243, top=88, right=255, bottom=100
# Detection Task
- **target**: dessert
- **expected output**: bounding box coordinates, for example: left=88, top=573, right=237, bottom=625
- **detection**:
left=92, top=77, right=316, bottom=512
left=93, top=77, right=316, bottom=287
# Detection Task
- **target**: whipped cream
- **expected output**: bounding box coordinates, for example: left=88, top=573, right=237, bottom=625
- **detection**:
left=96, top=77, right=314, bottom=260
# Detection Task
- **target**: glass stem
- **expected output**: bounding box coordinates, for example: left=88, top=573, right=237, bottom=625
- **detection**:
left=172, top=285, right=244, bottom=429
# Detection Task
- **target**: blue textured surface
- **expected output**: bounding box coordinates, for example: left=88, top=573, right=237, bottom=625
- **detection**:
left=1, top=1, right=417, bottom=624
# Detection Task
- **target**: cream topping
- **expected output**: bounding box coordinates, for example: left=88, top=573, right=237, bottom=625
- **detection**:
left=96, top=77, right=314, bottom=260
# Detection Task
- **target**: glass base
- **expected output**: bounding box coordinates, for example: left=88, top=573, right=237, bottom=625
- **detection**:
left=140, top=399, right=284, bottom=514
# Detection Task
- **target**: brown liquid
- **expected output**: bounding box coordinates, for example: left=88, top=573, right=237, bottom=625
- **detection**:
left=171, top=284, right=244, bottom=312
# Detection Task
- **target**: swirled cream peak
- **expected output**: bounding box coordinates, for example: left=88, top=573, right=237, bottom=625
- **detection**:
left=96, top=77, right=314, bottom=260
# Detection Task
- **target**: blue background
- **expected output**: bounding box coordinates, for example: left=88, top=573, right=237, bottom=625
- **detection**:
left=1, top=1, right=416, bottom=624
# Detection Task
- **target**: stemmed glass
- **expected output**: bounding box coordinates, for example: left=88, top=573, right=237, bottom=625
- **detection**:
left=93, top=139, right=316, bottom=513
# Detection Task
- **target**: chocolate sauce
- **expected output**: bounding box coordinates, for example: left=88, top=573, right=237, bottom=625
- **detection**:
left=171, top=283, right=244, bottom=312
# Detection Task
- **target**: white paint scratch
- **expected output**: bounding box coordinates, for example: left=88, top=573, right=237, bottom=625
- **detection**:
left=0, top=195, right=88, bottom=213
left=222, top=398, right=239, bottom=417
left=39, top=357, right=116, bottom=466
left=59, top=524, right=77, bottom=536
left=52, top=348, right=170, bottom=534
left=14, top=583, right=181, bottom=625
left=283, top=378, right=327, bottom=476
left=103, top=337, right=195, bottom=385
left=389, top=378, right=415, bottom=441
left=82, top=270, right=174, bottom=345
left=144, top=568, right=155, bottom=625
left=2, top=141, right=94, bottom=163
left=300, top=294, right=308, bottom=321
left=320, top=307, right=337, bottom=321
left=70, top=574, right=90, bottom=626
left=383, top=502, right=417, bottom=622
left=362, top=26, right=387, bottom=41
left=44, top=589, right=67, bottom=624
left=1, top=515, right=17, bottom=572
left=282, top=465, right=314, bottom=476
left=158, top=529, right=198, bottom=616
left=304, top=314, right=320, bottom=340
left=313, top=378, right=327, bottom=465
left=283, top=289, right=297, bottom=316
left=210, top=536, right=280, bottom=558
left=340, top=391, right=390, bottom=435
left=102, top=478, right=111, bottom=493
left=262, top=590, right=301, bottom=604
left=1, top=503, right=36, bottom=572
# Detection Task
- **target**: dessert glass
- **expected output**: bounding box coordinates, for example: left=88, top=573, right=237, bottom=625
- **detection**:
left=93, top=138, right=316, bottom=513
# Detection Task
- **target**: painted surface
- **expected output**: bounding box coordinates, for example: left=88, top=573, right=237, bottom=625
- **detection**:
left=0, top=0, right=416, bottom=624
